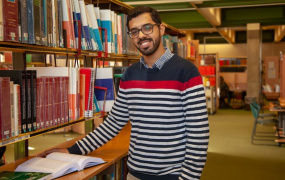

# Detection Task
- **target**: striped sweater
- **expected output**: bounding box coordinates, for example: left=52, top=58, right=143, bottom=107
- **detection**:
left=68, top=54, right=209, bottom=180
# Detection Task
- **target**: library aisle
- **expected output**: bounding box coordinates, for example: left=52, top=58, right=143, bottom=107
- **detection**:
left=202, top=109, right=285, bottom=180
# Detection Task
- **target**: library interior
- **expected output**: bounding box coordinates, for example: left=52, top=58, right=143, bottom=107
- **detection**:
left=0, top=0, right=285, bottom=180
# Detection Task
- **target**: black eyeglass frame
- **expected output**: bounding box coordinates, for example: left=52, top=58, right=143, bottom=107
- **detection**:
left=127, top=23, right=160, bottom=39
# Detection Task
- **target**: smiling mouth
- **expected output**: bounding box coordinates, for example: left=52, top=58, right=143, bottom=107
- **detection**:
left=139, top=40, right=152, bottom=49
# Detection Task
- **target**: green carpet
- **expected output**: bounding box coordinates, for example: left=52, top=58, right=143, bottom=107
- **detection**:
left=201, top=109, right=285, bottom=180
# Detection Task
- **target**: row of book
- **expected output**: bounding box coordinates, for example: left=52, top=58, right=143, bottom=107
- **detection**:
left=162, top=35, right=197, bottom=59
left=0, top=67, right=115, bottom=140
left=0, top=0, right=139, bottom=55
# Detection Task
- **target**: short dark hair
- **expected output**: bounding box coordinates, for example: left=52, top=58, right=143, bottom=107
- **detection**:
left=126, top=6, right=162, bottom=30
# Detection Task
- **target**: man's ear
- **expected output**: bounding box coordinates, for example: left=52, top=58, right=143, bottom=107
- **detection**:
left=159, top=24, right=165, bottom=36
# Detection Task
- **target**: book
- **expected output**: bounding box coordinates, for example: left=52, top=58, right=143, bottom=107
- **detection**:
left=62, top=0, right=72, bottom=48
left=27, top=0, right=35, bottom=44
left=73, top=0, right=86, bottom=50
left=100, top=9, right=112, bottom=54
left=0, top=70, right=27, bottom=133
left=15, top=152, right=106, bottom=179
left=34, top=0, right=41, bottom=45
left=0, top=0, right=3, bottom=41
left=94, top=68, right=115, bottom=112
left=3, top=0, right=19, bottom=42
left=13, top=84, right=21, bottom=136
left=0, top=77, right=11, bottom=140
left=20, top=0, right=28, bottom=43
left=0, top=171, right=52, bottom=180
left=78, top=0, right=92, bottom=50
left=86, top=4, right=103, bottom=51
left=41, top=0, right=48, bottom=46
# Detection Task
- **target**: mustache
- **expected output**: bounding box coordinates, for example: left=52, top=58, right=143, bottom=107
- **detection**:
left=138, top=38, right=152, bottom=45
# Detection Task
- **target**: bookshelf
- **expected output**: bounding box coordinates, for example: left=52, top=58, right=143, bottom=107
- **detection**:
left=219, top=57, right=247, bottom=73
left=0, top=0, right=185, bottom=167
left=198, top=53, right=219, bottom=114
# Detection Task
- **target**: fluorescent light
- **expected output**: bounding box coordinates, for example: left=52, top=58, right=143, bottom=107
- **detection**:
left=28, top=147, right=35, bottom=150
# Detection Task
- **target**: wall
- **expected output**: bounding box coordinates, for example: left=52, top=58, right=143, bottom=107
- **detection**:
left=199, top=42, right=285, bottom=58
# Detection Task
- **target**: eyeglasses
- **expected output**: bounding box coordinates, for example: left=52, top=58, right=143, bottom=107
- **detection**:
left=127, top=23, right=160, bottom=39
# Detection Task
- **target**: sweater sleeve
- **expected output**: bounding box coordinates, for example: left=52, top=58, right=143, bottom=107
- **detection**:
left=68, top=87, right=130, bottom=155
left=179, top=68, right=209, bottom=180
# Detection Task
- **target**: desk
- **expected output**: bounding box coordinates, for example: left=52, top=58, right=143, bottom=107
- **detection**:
left=269, top=103, right=285, bottom=143
left=0, top=122, right=131, bottom=180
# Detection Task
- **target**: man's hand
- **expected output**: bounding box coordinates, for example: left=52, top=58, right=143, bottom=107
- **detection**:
left=37, top=148, right=69, bottom=157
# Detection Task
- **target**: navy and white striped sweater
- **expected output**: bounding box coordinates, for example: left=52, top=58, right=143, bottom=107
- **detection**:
left=68, top=54, right=209, bottom=180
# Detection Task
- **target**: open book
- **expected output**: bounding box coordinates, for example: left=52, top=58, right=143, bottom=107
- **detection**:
left=15, top=152, right=106, bottom=179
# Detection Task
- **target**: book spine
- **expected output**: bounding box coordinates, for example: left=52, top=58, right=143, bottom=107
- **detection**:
left=41, top=0, right=47, bottom=46
left=20, top=0, right=28, bottom=43
left=3, top=0, right=19, bottom=42
left=13, top=84, right=19, bottom=136
left=47, top=77, right=53, bottom=127
left=31, top=70, right=37, bottom=131
left=16, top=85, right=21, bottom=135
left=27, top=0, right=35, bottom=44
left=79, top=0, right=92, bottom=50
left=34, top=0, right=41, bottom=45
left=51, top=77, right=56, bottom=126
left=21, top=71, right=27, bottom=133
left=0, top=77, right=11, bottom=140
left=0, top=0, right=3, bottom=41
left=46, top=0, right=52, bottom=46
left=26, top=71, right=32, bottom=132
left=10, top=81, right=15, bottom=137
left=100, top=9, right=112, bottom=54
left=57, top=0, right=64, bottom=47
left=18, top=0, right=21, bottom=42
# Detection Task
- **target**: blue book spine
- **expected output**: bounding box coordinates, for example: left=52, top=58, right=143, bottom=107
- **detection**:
left=97, top=19, right=101, bottom=28
left=27, top=0, right=35, bottom=44
left=73, top=11, right=79, bottom=49
left=94, top=29, right=103, bottom=51
left=83, top=26, right=92, bottom=50
left=101, top=21, right=112, bottom=53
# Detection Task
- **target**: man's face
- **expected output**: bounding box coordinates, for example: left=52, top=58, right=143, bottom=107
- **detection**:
left=128, top=13, right=163, bottom=56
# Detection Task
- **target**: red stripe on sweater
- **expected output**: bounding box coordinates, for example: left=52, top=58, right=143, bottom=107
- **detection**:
left=120, top=76, right=202, bottom=91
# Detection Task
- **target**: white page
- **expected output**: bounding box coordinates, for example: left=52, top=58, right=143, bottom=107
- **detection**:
left=46, top=152, right=105, bottom=170
left=15, top=157, right=79, bottom=179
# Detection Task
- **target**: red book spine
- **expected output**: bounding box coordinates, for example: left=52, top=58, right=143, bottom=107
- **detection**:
left=3, top=0, right=19, bottom=42
left=36, top=78, right=41, bottom=130
left=64, top=77, right=69, bottom=123
left=0, top=77, right=11, bottom=140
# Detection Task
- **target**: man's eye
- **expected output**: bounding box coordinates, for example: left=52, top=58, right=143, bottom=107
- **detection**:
left=131, top=30, right=138, bottom=34
left=144, top=25, right=151, bottom=30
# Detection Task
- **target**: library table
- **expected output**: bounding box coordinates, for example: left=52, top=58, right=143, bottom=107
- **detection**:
left=0, top=122, right=131, bottom=180
left=269, top=103, right=285, bottom=143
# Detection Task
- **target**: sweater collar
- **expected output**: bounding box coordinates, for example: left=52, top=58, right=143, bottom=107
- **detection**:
left=140, top=48, right=174, bottom=69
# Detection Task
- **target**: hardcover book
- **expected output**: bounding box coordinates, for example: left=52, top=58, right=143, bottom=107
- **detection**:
left=33, top=0, right=41, bottom=45
left=20, top=0, right=28, bottom=43
left=0, top=77, right=11, bottom=140
left=27, top=0, right=35, bottom=44
left=0, top=70, right=27, bottom=133
left=3, top=0, right=19, bottom=42
left=15, top=152, right=105, bottom=179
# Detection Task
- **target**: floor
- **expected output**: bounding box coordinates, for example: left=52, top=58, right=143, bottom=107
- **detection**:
left=3, top=109, right=285, bottom=180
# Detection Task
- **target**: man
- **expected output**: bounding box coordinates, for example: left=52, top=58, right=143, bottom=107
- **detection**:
left=40, top=6, right=209, bottom=180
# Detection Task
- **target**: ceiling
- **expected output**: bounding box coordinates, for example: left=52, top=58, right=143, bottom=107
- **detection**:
left=119, top=0, right=285, bottom=44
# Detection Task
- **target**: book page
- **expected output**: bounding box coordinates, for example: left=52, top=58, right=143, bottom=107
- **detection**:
left=46, top=152, right=105, bottom=170
left=15, top=157, right=79, bottom=179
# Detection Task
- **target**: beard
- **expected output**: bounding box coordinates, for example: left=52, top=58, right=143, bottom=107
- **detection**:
left=134, top=36, right=161, bottom=56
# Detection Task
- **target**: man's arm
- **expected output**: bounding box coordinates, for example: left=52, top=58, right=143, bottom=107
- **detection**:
left=179, top=75, right=209, bottom=180
left=39, top=88, right=130, bottom=157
